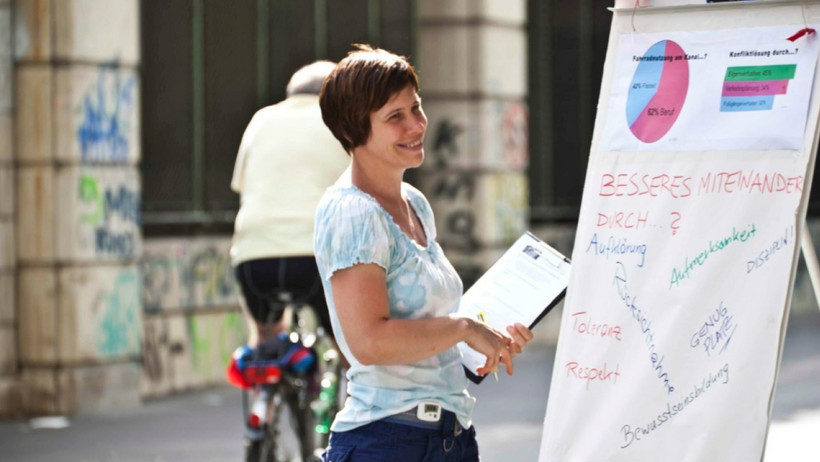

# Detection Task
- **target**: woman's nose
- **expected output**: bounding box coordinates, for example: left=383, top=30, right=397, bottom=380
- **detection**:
left=409, top=113, right=426, bottom=134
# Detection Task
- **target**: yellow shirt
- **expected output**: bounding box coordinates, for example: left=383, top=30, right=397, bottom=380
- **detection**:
left=230, top=94, right=350, bottom=266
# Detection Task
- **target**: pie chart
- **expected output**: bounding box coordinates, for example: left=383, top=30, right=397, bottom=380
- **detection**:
left=626, top=40, right=689, bottom=143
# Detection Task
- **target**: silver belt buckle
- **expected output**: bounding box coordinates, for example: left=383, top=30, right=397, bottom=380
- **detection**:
left=416, top=402, right=442, bottom=422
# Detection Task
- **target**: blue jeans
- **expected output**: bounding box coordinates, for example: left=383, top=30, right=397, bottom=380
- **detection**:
left=321, top=411, right=480, bottom=462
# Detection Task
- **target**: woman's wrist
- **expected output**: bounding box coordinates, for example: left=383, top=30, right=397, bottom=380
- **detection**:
left=448, top=313, right=474, bottom=343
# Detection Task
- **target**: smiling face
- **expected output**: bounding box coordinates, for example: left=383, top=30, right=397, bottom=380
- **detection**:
left=356, top=85, right=427, bottom=171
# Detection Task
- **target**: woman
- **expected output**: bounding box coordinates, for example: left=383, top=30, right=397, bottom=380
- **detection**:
left=314, top=44, right=533, bottom=461
left=231, top=61, right=349, bottom=344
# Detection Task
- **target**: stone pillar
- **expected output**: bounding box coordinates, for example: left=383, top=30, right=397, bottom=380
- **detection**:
left=417, top=0, right=529, bottom=285
left=0, top=0, right=20, bottom=417
left=15, top=0, right=142, bottom=415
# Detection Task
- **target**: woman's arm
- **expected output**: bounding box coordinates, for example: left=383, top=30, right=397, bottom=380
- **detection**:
left=331, top=262, right=527, bottom=376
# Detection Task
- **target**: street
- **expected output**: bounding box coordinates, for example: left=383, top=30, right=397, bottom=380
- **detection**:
left=0, top=312, right=818, bottom=462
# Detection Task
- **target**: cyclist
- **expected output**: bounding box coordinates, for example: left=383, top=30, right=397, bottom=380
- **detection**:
left=230, top=60, right=350, bottom=461
left=230, top=61, right=350, bottom=347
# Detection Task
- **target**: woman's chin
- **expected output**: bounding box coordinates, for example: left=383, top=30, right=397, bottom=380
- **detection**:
left=409, top=150, right=425, bottom=168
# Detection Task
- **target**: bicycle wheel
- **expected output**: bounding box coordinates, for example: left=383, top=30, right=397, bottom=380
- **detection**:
left=289, top=388, right=320, bottom=462
left=243, top=388, right=268, bottom=462
left=253, top=391, right=313, bottom=462
left=245, top=438, right=265, bottom=462
left=281, top=384, right=322, bottom=462
left=244, top=412, right=278, bottom=462
left=244, top=391, right=298, bottom=462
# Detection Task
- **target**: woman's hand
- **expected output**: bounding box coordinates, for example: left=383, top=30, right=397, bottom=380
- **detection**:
left=506, top=323, right=533, bottom=357
left=462, top=320, right=534, bottom=377
left=461, top=318, right=514, bottom=376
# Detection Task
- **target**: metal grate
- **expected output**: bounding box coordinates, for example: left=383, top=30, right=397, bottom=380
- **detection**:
left=140, top=0, right=416, bottom=236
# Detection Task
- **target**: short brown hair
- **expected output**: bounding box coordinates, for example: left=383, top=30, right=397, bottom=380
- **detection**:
left=319, top=44, right=420, bottom=153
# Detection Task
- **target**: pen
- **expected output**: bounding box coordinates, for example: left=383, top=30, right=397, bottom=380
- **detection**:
left=476, top=311, right=499, bottom=382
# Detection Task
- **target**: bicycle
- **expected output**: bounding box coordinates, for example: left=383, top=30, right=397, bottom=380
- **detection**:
left=227, top=298, right=343, bottom=462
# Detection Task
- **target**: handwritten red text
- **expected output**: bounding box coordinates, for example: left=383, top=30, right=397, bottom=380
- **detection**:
left=597, top=211, right=649, bottom=229
left=599, top=173, right=692, bottom=198
left=565, top=361, right=621, bottom=390
left=571, top=311, right=622, bottom=341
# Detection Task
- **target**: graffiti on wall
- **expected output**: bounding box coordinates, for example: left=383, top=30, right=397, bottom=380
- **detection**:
left=430, top=119, right=464, bottom=168
left=500, top=102, right=529, bottom=170
left=65, top=266, right=142, bottom=361
left=141, top=254, right=173, bottom=312
left=490, top=174, right=528, bottom=242
left=429, top=171, right=479, bottom=251
left=141, top=312, right=247, bottom=394
left=428, top=102, right=528, bottom=170
left=76, top=64, right=137, bottom=164
left=77, top=170, right=140, bottom=259
left=428, top=115, right=479, bottom=251
left=141, top=316, right=187, bottom=395
left=188, top=248, right=236, bottom=308
left=188, top=312, right=245, bottom=381
left=141, top=239, right=238, bottom=312
left=95, top=268, right=142, bottom=358
left=426, top=101, right=529, bottom=251
left=142, top=318, right=169, bottom=384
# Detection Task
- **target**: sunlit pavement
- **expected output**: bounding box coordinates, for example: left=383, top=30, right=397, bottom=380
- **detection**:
left=0, top=313, right=817, bottom=462
left=765, top=408, right=820, bottom=462
left=763, top=315, right=820, bottom=462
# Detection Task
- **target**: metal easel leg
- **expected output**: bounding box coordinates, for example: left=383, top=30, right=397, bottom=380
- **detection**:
left=799, top=221, right=820, bottom=313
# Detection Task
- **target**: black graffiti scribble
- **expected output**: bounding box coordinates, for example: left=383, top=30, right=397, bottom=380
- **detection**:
left=431, top=119, right=463, bottom=167
left=142, top=320, right=167, bottom=381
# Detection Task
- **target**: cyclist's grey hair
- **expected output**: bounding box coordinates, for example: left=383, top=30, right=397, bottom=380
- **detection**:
left=286, top=60, right=337, bottom=97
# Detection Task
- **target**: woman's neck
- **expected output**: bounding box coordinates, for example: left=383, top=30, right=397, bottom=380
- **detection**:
left=350, top=153, right=427, bottom=247
left=350, top=156, right=405, bottom=205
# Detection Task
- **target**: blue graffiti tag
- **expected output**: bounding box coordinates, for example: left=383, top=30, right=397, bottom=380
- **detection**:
left=77, top=64, right=137, bottom=163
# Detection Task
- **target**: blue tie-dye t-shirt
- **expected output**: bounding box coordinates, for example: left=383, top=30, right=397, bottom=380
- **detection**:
left=313, top=176, right=475, bottom=432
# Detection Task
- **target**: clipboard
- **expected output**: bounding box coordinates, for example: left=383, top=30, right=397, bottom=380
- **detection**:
left=456, top=232, right=572, bottom=384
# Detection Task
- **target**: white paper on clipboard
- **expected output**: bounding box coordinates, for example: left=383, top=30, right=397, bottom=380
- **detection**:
left=457, top=232, right=571, bottom=383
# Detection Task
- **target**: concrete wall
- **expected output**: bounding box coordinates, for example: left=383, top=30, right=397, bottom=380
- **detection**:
left=12, top=0, right=142, bottom=416
left=140, top=237, right=247, bottom=398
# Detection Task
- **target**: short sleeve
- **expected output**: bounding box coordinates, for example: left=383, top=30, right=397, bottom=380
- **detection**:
left=314, top=189, right=392, bottom=280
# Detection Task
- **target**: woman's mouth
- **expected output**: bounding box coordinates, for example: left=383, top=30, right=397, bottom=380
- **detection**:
left=399, top=140, right=423, bottom=149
